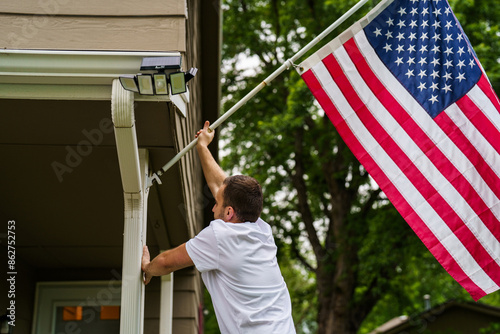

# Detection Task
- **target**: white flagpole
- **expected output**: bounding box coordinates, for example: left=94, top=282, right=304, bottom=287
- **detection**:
left=148, top=0, right=370, bottom=187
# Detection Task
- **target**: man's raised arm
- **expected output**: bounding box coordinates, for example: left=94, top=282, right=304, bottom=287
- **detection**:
left=196, top=121, right=226, bottom=198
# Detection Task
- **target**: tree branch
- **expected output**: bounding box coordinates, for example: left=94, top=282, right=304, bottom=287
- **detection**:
left=291, top=237, right=316, bottom=273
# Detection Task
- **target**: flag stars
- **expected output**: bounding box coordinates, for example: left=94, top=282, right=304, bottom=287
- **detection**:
left=364, top=0, right=483, bottom=117
left=442, top=83, right=452, bottom=93
left=431, top=45, right=441, bottom=53
left=405, top=69, right=415, bottom=78
left=429, top=95, right=439, bottom=104
left=418, top=82, right=427, bottom=91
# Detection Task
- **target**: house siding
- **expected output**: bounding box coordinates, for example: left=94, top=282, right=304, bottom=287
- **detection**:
left=0, top=0, right=187, bottom=51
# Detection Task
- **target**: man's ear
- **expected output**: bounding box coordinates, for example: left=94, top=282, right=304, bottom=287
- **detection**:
left=225, top=206, right=237, bottom=222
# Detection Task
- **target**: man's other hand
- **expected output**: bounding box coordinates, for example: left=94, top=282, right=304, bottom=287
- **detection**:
left=142, top=245, right=152, bottom=285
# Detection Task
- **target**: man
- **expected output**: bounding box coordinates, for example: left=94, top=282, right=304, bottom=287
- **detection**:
left=142, top=121, right=295, bottom=333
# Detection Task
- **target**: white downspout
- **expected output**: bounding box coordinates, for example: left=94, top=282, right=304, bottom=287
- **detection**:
left=111, top=79, right=149, bottom=334
left=160, top=270, right=174, bottom=334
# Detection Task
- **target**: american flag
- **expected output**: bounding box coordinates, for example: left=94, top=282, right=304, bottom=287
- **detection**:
left=299, top=0, right=500, bottom=300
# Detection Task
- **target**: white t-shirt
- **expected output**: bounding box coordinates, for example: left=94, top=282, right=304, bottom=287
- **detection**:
left=186, top=218, right=296, bottom=334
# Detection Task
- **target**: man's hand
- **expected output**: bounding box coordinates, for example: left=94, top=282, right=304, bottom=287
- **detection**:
left=195, top=120, right=215, bottom=147
left=142, top=245, right=152, bottom=285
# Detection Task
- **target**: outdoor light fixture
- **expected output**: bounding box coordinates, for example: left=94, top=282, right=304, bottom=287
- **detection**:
left=153, top=73, right=169, bottom=95
left=137, top=74, right=154, bottom=95
left=119, top=75, right=139, bottom=93
left=169, top=72, right=187, bottom=95
left=119, top=56, right=197, bottom=96
left=140, top=56, right=182, bottom=71
left=184, top=67, right=198, bottom=82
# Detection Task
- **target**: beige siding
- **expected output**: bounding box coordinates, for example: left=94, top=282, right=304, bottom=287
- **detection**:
left=0, top=15, right=185, bottom=51
left=0, top=0, right=186, bottom=16
left=173, top=319, right=199, bottom=334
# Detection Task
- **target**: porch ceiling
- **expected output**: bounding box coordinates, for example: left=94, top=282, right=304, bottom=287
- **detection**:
left=0, top=98, right=189, bottom=270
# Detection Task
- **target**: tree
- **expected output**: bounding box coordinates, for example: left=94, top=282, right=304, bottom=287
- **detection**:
left=219, top=0, right=500, bottom=333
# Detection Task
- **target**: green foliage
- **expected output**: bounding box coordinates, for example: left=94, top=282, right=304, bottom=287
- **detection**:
left=218, top=0, right=500, bottom=333
left=480, top=322, right=500, bottom=334
left=203, top=289, right=220, bottom=334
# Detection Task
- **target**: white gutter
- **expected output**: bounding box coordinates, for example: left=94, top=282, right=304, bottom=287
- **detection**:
left=111, top=79, right=149, bottom=334
left=0, top=49, right=189, bottom=110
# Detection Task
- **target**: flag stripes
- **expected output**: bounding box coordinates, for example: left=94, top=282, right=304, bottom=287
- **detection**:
left=341, top=37, right=500, bottom=245
left=435, top=106, right=500, bottom=205
left=336, top=36, right=500, bottom=280
left=300, top=28, right=500, bottom=299
left=456, top=91, right=500, bottom=156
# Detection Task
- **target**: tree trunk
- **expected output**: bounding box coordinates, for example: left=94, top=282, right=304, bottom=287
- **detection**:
left=316, top=259, right=357, bottom=334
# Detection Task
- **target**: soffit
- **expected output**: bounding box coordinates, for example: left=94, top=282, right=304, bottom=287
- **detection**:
left=0, top=99, right=190, bottom=269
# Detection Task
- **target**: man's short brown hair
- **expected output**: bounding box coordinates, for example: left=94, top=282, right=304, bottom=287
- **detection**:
left=222, top=175, right=263, bottom=223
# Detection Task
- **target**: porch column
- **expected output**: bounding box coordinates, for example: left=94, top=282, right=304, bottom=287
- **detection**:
left=160, top=270, right=174, bottom=333
left=111, top=79, right=149, bottom=334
